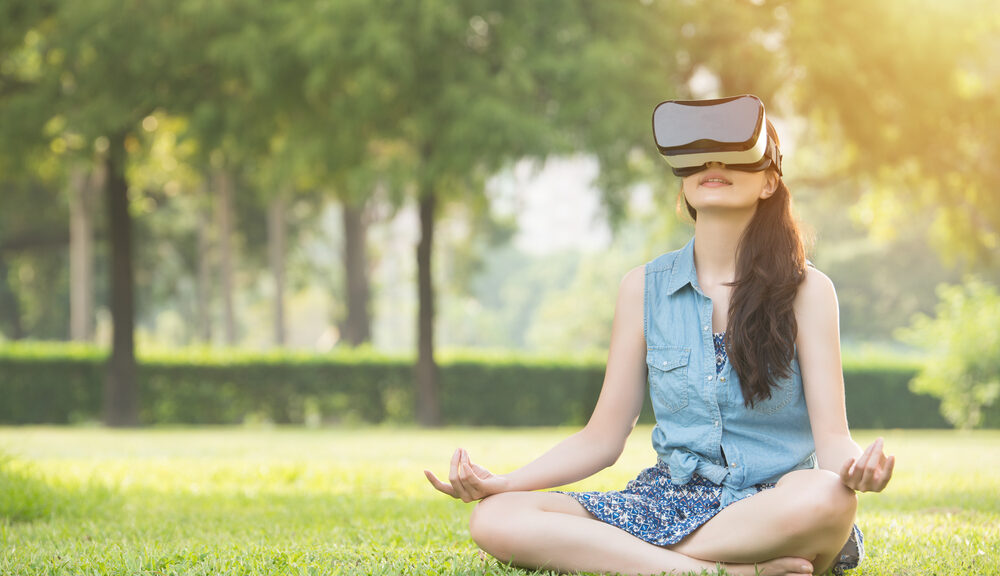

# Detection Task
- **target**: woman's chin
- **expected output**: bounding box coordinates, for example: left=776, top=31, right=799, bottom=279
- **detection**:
left=687, top=201, right=758, bottom=215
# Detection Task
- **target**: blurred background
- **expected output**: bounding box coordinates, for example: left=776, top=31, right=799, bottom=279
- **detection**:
left=1, top=0, right=998, bottom=429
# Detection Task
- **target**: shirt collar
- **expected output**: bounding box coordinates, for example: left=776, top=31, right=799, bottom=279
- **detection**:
left=665, top=236, right=700, bottom=296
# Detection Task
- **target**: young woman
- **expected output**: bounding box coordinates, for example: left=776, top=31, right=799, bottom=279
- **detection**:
left=424, top=111, right=894, bottom=576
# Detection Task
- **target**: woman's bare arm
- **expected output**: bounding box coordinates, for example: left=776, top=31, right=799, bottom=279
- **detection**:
left=425, top=264, right=649, bottom=501
left=795, top=267, right=894, bottom=492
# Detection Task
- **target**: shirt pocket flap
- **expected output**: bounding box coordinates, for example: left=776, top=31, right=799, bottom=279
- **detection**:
left=647, top=347, right=691, bottom=372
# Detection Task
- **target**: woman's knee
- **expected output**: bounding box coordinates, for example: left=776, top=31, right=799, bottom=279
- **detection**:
left=778, top=469, right=857, bottom=534
left=469, top=493, right=521, bottom=556
left=468, top=494, right=498, bottom=546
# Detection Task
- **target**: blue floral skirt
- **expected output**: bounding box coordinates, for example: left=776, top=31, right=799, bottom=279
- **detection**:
left=555, top=460, right=863, bottom=575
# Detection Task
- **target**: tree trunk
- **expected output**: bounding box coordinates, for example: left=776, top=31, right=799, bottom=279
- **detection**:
left=415, top=188, right=440, bottom=426
left=103, top=132, right=139, bottom=427
left=214, top=167, right=237, bottom=345
left=69, top=162, right=100, bottom=342
left=196, top=181, right=213, bottom=343
left=342, top=198, right=371, bottom=346
left=0, top=256, right=24, bottom=340
left=268, top=193, right=287, bottom=347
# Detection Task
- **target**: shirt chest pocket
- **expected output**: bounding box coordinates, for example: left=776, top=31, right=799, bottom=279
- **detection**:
left=749, top=375, right=797, bottom=414
left=646, top=346, right=691, bottom=413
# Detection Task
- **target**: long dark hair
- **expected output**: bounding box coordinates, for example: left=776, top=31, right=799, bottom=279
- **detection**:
left=682, top=121, right=808, bottom=408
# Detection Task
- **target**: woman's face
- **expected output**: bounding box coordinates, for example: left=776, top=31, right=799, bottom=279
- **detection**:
left=681, top=162, right=778, bottom=213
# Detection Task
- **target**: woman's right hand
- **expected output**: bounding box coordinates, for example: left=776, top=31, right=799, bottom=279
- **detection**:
left=424, top=448, right=509, bottom=502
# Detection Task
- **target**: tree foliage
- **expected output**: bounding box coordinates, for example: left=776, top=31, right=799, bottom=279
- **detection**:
left=783, top=0, right=1000, bottom=264
left=897, top=278, right=1000, bottom=429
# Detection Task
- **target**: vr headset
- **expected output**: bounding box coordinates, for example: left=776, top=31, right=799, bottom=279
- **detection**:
left=652, top=94, right=782, bottom=177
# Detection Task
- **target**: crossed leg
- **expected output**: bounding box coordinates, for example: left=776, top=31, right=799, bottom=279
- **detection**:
left=667, top=469, right=858, bottom=574
left=468, top=468, right=857, bottom=576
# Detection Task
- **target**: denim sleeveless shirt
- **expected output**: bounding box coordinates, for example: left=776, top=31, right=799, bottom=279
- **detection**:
left=644, top=237, right=817, bottom=508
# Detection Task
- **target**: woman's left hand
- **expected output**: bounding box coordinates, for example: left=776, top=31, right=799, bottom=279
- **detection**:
left=840, top=437, right=895, bottom=492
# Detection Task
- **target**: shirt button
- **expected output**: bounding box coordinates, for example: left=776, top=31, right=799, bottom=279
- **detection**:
left=720, top=377, right=727, bottom=382
left=713, top=420, right=719, bottom=427
left=731, top=463, right=737, bottom=468
left=703, top=325, right=709, bottom=331
left=707, top=375, right=713, bottom=381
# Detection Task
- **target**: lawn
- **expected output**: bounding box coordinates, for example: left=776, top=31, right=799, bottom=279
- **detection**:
left=0, top=426, right=997, bottom=575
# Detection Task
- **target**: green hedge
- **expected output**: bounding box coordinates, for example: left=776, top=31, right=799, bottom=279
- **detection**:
left=0, top=342, right=989, bottom=428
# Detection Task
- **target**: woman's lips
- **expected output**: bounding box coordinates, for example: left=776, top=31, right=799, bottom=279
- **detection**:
left=699, top=172, right=732, bottom=187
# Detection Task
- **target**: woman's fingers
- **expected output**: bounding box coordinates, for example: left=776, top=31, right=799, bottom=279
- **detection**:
left=850, top=437, right=880, bottom=488
left=850, top=437, right=877, bottom=476
left=458, top=451, right=474, bottom=501
left=869, top=451, right=895, bottom=492
left=471, top=462, right=492, bottom=478
left=839, top=456, right=856, bottom=486
left=424, top=469, right=457, bottom=497
left=428, top=448, right=500, bottom=502
left=860, top=438, right=887, bottom=490
left=857, top=456, right=878, bottom=490
left=461, top=449, right=490, bottom=500
left=459, top=449, right=484, bottom=502
left=459, top=449, right=491, bottom=501
left=847, top=438, right=896, bottom=492
left=462, top=461, right=485, bottom=494
left=449, top=448, right=473, bottom=502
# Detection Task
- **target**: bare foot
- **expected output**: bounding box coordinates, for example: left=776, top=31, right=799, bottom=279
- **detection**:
left=717, top=556, right=813, bottom=576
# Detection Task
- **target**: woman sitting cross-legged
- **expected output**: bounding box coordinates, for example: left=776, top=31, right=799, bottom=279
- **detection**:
left=425, top=97, right=894, bottom=576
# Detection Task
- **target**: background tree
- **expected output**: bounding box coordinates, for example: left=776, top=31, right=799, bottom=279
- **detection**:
left=783, top=0, right=1000, bottom=268
left=897, top=278, right=1000, bottom=429
left=383, top=0, right=605, bottom=425
left=31, top=0, right=219, bottom=425
left=276, top=0, right=410, bottom=348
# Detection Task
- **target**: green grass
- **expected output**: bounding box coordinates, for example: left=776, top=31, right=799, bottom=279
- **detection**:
left=0, top=426, right=997, bottom=575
